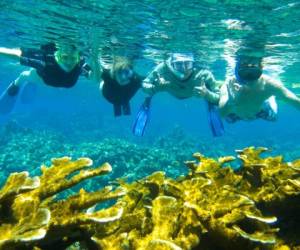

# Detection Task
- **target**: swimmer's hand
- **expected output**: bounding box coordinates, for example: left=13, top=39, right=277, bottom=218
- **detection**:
left=194, top=85, right=208, bottom=97
left=153, top=72, right=170, bottom=86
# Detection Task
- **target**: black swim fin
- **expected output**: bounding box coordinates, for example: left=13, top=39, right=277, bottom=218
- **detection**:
left=132, top=97, right=151, bottom=136
left=207, top=101, right=224, bottom=137
left=0, top=81, right=20, bottom=114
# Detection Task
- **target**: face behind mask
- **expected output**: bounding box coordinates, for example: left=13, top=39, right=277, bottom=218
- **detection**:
left=115, top=68, right=133, bottom=85
left=55, top=51, right=80, bottom=72
left=236, top=66, right=262, bottom=82
left=235, top=57, right=263, bottom=83
left=169, top=53, right=194, bottom=80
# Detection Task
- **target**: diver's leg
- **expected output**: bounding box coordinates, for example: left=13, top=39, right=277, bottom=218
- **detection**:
left=0, top=69, right=41, bottom=114
left=225, top=113, right=241, bottom=123
left=15, top=69, right=43, bottom=87
left=11, top=68, right=42, bottom=92
left=19, top=69, right=42, bottom=104
left=256, top=96, right=278, bottom=121
left=113, top=104, right=122, bottom=117
left=122, top=102, right=131, bottom=116
left=3, top=70, right=34, bottom=97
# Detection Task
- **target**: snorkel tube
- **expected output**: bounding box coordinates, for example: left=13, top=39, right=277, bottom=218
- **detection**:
left=234, top=58, right=245, bottom=84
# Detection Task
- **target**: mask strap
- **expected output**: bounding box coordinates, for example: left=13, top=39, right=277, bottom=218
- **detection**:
left=234, top=60, right=246, bottom=85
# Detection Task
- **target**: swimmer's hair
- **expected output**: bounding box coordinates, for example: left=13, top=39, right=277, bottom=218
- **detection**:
left=40, top=42, right=57, bottom=53
left=56, top=43, right=79, bottom=54
left=112, top=56, right=133, bottom=72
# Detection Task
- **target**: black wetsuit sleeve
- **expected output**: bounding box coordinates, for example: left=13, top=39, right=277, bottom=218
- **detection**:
left=19, top=48, right=46, bottom=72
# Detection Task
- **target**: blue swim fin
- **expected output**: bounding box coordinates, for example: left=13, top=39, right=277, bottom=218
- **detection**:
left=207, top=101, right=224, bottom=137
left=132, top=97, right=151, bottom=136
left=0, top=81, right=20, bottom=115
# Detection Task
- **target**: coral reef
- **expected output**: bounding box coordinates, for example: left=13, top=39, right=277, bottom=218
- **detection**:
left=0, top=121, right=73, bottom=180
left=0, top=123, right=193, bottom=186
left=0, top=147, right=300, bottom=249
left=0, top=157, right=125, bottom=250
left=1, top=120, right=300, bottom=186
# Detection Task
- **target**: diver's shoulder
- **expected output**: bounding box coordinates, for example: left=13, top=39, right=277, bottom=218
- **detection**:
left=261, top=74, right=273, bottom=82
left=154, top=61, right=167, bottom=71
left=260, top=74, right=282, bottom=86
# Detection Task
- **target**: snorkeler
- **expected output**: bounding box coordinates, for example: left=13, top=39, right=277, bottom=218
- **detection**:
left=133, top=52, right=224, bottom=136
left=219, top=54, right=300, bottom=122
left=0, top=43, right=93, bottom=114
left=99, top=57, right=142, bottom=116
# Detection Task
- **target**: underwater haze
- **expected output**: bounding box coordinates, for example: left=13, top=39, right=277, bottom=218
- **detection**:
left=1, top=1, right=300, bottom=249
left=0, top=0, right=300, bottom=183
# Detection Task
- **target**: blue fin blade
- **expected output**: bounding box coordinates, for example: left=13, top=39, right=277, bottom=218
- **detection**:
left=132, top=97, right=151, bottom=136
left=207, top=102, right=224, bottom=137
left=0, top=82, right=19, bottom=115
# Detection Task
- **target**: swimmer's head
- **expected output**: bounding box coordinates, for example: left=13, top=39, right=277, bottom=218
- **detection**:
left=235, top=55, right=263, bottom=82
left=168, top=53, right=194, bottom=80
left=112, top=57, right=134, bottom=85
left=55, top=44, right=80, bottom=71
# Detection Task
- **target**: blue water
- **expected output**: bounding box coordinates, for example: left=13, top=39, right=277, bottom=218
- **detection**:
left=0, top=0, right=300, bottom=185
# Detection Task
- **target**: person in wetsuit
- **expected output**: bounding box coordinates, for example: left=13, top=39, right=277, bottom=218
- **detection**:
left=132, top=53, right=224, bottom=137
left=0, top=43, right=92, bottom=114
left=99, top=57, right=142, bottom=116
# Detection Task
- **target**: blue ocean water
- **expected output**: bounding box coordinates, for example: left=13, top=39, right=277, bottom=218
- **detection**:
left=0, top=0, right=300, bottom=186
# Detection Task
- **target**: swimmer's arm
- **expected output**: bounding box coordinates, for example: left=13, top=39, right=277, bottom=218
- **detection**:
left=269, top=80, right=300, bottom=110
left=83, top=53, right=103, bottom=82
left=218, top=82, right=229, bottom=108
left=142, top=63, right=165, bottom=95
left=0, top=47, right=46, bottom=71
left=142, top=76, right=157, bottom=95
left=205, top=80, right=221, bottom=105
left=82, top=62, right=101, bottom=82
left=194, top=70, right=221, bottom=104
left=99, top=80, right=105, bottom=94
left=201, top=88, right=220, bottom=104
left=0, top=47, right=22, bottom=60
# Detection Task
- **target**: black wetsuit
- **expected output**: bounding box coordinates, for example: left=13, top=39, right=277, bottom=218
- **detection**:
left=19, top=46, right=89, bottom=88
left=101, top=69, right=142, bottom=116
